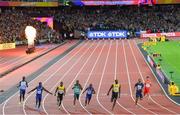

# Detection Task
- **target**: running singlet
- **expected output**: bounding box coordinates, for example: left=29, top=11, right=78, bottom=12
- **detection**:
left=57, top=86, right=65, bottom=94
left=74, top=84, right=80, bottom=94
left=145, top=80, right=151, bottom=88
left=20, top=81, right=27, bottom=90
left=87, top=87, right=94, bottom=95
left=135, top=83, right=144, bottom=92
left=36, top=86, right=43, bottom=95
left=113, top=84, right=120, bottom=93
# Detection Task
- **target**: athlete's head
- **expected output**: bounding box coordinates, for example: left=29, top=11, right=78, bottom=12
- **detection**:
left=60, top=81, right=63, bottom=86
left=138, top=78, right=142, bottom=83
left=22, top=76, right=25, bottom=81
left=76, top=80, right=79, bottom=84
left=146, top=76, right=150, bottom=80
left=115, top=80, right=118, bottom=84
left=89, top=84, right=92, bottom=87
left=39, top=82, right=42, bottom=86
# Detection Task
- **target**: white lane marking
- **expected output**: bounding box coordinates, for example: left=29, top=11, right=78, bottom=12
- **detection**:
left=41, top=41, right=95, bottom=115
left=123, top=40, right=157, bottom=115
left=2, top=41, right=86, bottom=115
left=114, top=40, right=135, bottom=114
left=97, top=40, right=113, bottom=114
left=132, top=40, right=179, bottom=113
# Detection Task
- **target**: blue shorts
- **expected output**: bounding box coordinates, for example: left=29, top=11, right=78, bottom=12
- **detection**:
left=86, top=94, right=92, bottom=100
left=36, top=94, right=42, bottom=101
left=136, top=92, right=143, bottom=99
left=20, top=89, right=26, bottom=95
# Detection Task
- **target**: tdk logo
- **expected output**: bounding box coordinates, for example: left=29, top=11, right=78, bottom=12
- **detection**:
left=89, top=32, right=106, bottom=37
left=88, top=31, right=127, bottom=38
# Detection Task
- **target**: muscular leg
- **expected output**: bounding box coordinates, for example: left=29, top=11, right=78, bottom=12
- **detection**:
left=112, top=98, right=117, bottom=110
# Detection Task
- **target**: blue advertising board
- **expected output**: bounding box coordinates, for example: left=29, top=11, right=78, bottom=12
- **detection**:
left=87, top=30, right=127, bottom=39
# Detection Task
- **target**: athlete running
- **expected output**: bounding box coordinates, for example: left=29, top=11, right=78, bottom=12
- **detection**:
left=82, top=84, right=95, bottom=106
left=72, top=80, right=83, bottom=105
left=107, top=80, right=121, bottom=111
left=28, top=82, right=52, bottom=110
left=134, top=78, right=144, bottom=105
left=17, top=76, right=28, bottom=104
left=54, top=81, right=66, bottom=109
left=144, top=76, right=151, bottom=98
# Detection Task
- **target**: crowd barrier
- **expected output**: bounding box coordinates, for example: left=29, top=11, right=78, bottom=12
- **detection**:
left=147, top=55, right=170, bottom=84
left=0, top=43, right=16, bottom=50
left=141, top=32, right=180, bottom=38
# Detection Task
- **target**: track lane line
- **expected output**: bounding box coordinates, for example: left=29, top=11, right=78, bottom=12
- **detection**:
left=58, top=40, right=100, bottom=115
left=24, top=41, right=90, bottom=115
left=128, top=40, right=174, bottom=114
left=122, top=40, right=157, bottom=115
left=2, top=41, right=85, bottom=115
left=97, top=40, right=113, bottom=114
left=134, top=40, right=180, bottom=106
left=78, top=40, right=106, bottom=114
left=114, top=40, right=135, bottom=114
left=41, top=41, right=95, bottom=115
left=131, top=40, right=179, bottom=113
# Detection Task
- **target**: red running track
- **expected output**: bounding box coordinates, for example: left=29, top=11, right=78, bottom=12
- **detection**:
left=0, top=41, right=77, bottom=92
left=0, top=44, right=59, bottom=75
left=0, top=40, right=179, bottom=115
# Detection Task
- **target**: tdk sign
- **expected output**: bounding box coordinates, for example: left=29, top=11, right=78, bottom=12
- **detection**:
left=87, top=30, right=127, bottom=39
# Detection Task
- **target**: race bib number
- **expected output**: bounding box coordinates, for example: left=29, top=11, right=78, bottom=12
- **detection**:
left=137, top=85, right=142, bottom=90
left=146, top=84, right=150, bottom=88
left=58, top=90, right=64, bottom=94
left=37, top=90, right=41, bottom=94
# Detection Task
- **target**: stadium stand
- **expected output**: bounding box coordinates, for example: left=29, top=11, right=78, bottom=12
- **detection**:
left=0, top=5, right=179, bottom=43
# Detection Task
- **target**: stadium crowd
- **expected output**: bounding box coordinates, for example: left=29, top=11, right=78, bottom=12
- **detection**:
left=0, top=9, right=60, bottom=44
left=0, top=5, right=179, bottom=43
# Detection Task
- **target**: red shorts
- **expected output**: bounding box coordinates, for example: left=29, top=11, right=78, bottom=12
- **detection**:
left=144, top=87, right=150, bottom=95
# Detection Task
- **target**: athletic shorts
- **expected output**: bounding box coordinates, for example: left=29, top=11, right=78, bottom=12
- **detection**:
left=36, top=94, right=42, bottom=101
left=86, top=94, right=92, bottom=100
left=58, top=93, right=64, bottom=101
left=20, top=89, right=26, bottom=95
left=144, top=87, right=150, bottom=95
left=74, top=93, right=80, bottom=100
left=136, top=92, right=143, bottom=99
left=111, top=92, right=118, bottom=100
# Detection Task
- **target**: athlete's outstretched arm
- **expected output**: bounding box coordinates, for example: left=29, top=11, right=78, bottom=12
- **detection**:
left=79, top=84, right=83, bottom=90
left=107, top=85, right=113, bottom=95
left=43, top=87, right=53, bottom=95
left=82, top=88, right=88, bottom=94
left=54, top=87, right=58, bottom=96
left=26, top=81, right=28, bottom=87
left=64, top=88, right=66, bottom=96
left=17, top=82, right=21, bottom=88
left=93, top=88, right=96, bottom=94
left=119, top=85, right=121, bottom=98
left=27, top=87, right=37, bottom=94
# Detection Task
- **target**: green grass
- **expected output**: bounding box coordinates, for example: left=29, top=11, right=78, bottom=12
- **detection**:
left=145, top=41, right=180, bottom=88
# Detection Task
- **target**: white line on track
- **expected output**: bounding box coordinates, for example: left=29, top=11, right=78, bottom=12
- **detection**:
left=131, top=40, right=179, bottom=113
left=134, top=40, right=180, bottom=106
left=114, top=40, right=134, bottom=114
left=59, top=40, right=100, bottom=115
left=122, top=40, right=157, bottom=115
left=0, top=48, right=46, bottom=68
left=79, top=40, right=106, bottom=114
left=2, top=41, right=87, bottom=115
left=41, top=41, right=95, bottom=115
left=97, top=40, right=113, bottom=114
